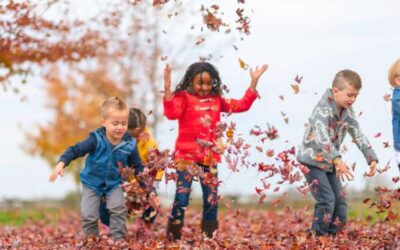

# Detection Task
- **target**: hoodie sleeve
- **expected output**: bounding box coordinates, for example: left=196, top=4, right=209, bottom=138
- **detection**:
left=58, top=133, right=97, bottom=167
left=220, top=88, right=258, bottom=113
left=163, top=92, right=187, bottom=120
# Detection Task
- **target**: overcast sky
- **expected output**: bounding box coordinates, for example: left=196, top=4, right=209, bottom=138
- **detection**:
left=1, top=0, right=400, bottom=202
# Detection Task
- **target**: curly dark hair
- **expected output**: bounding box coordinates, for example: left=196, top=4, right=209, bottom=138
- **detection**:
left=173, top=62, right=224, bottom=96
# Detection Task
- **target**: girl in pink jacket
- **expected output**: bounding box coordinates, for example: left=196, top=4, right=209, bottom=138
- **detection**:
left=163, top=61, right=267, bottom=240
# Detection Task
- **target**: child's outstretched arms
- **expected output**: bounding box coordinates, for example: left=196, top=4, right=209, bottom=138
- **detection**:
left=249, top=64, right=268, bottom=91
left=164, top=64, right=172, bottom=100
left=49, top=162, right=65, bottom=182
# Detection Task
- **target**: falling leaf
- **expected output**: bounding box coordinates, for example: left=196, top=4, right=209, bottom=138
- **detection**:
left=278, top=95, right=285, bottom=101
left=266, top=149, right=274, bottom=157
left=291, top=84, right=299, bottom=94
left=238, top=58, right=248, bottom=70
left=383, top=93, right=392, bottom=102
left=294, top=74, right=303, bottom=84
left=374, top=132, right=382, bottom=138
left=363, top=198, right=371, bottom=204
left=196, top=37, right=206, bottom=45
left=314, top=153, right=324, bottom=162
left=255, top=146, right=263, bottom=152
left=383, top=141, right=390, bottom=148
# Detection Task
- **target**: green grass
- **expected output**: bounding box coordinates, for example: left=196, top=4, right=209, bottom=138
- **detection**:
left=0, top=209, right=59, bottom=226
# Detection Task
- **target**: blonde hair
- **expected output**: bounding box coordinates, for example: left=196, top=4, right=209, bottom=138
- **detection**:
left=332, top=69, right=362, bottom=90
left=101, top=96, right=127, bottom=118
left=388, top=58, right=400, bottom=87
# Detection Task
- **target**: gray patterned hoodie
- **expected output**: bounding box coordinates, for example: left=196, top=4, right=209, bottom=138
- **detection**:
left=296, top=89, right=378, bottom=172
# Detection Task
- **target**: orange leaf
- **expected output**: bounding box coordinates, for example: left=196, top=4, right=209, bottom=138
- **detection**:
left=291, top=84, right=299, bottom=94
left=238, top=58, right=248, bottom=70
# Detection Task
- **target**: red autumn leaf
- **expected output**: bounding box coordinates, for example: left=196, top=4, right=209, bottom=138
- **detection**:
left=294, top=74, right=303, bottom=84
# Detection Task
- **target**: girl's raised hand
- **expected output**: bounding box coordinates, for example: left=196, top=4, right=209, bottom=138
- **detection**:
left=164, top=64, right=172, bottom=100
left=249, top=64, right=268, bottom=91
left=250, top=64, right=268, bottom=80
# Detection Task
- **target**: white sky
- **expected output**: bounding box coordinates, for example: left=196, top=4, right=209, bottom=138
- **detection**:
left=1, top=0, right=400, bottom=201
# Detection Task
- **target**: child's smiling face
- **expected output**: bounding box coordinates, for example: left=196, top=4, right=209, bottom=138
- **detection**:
left=102, top=108, right=129, bottom=144
left=192, top=71, right=213, bottom=97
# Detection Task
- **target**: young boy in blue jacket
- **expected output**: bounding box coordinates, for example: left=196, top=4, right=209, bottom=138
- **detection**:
left=297, top=69, right=378, bottom=236
left=389, top=58, right=400, bottom=171
left=49, top=96, right=144, bottom=240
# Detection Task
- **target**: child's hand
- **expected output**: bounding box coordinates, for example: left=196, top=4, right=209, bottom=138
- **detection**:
left=149, top=191, right=161, bottom=209
left=49, top=162, right=65, bottom=182
left=364, top=161, right=377, bottom=177
left=249, top=64, right=268, bottom=91
left=335, top=161, right=354, bottom=182
left=164, top=64, right=172, bottom=100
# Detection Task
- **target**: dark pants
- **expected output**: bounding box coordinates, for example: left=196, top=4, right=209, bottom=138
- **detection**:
left=169, top=164, right=219, bottom=223
left=304, top=166, right=347, bottom=235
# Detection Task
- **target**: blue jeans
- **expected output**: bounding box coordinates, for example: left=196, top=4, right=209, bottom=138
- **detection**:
left=170, top=164, right=219, bottom=223
left=304, top=166, right=347, bottom=235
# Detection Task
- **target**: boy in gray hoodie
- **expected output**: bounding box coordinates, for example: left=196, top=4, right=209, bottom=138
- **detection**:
left=297, top=69, right=378, bottom=236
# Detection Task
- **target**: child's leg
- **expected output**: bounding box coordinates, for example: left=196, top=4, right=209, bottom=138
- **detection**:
left=167, top=170, right=193, bottom=240
left=327, top=168, right=347, bottom=234
left=142, top=206, right=157, bottom=224
left=106, top=186, right=126, bottom=240
left=304, top=166, right=336, bottom=236
left=99, top=196, right=110, bottom=227
left=81, top=185, right=101, bottom=237
left=170, top=170, right=193, bottom=223
left=199, top=165, right=219, bottom=238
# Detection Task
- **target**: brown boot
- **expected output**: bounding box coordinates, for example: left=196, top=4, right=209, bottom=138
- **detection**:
left=201, top=220, right=218, bottom=238
left=166, top=221, right=183, bottom=240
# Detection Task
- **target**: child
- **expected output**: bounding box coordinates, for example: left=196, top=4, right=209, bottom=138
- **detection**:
left=296, top=69, right=378, bottom=236
left=99, top=108, right=163, bottom=233
left=389, top=58, right=400, bottom=171
left=49, top=97, right=144, bottom=240
left=163, top=61, right=268, bottom=240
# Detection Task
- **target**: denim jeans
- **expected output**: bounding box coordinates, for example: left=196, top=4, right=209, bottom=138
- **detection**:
left=169, top=164, right=219, bottom=223
left=304, top=166, right=347, bottom=235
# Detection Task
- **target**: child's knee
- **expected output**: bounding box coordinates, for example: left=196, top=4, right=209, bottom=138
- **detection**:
left=82, top=212, right=99, bottom=224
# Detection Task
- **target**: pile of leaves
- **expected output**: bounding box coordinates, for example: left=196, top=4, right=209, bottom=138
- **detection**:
left=0, top=207, right=399, bottom=249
